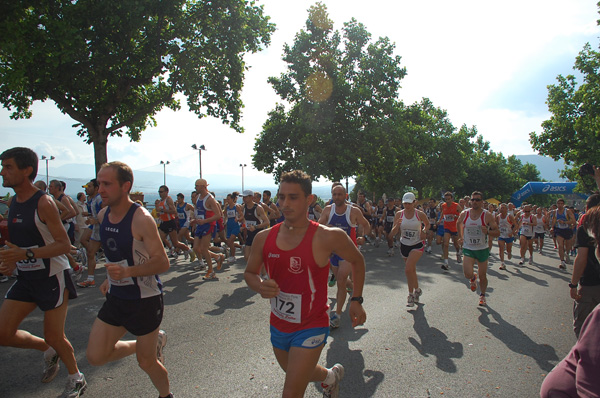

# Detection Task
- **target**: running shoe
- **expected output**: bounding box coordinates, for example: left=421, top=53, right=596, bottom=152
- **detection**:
left=76, top=279, right=95, bottom=288
left=203, top=271, right=216, bottom=280
left=559, top=261, right=567, bottom=270
left=42, top=352, right=60, bottom=383
left=157, top=330, right=167, bottom=365
left=565, top=254, right=571, bottom=264
left=322, top=363, right=344, bottom=398
left=456, top=253, right=462, bottom=264
left=328, top=273, right=336, bottom=287
left=0, top=275, right=9, bottom=283
left=189, top=250, right=196, bottom=263
left=518, top=258, right=524, bottom=265
left=425, top=246, right=432, bottom=254
left=441, top=261, right=449, bottom=271
left=329, top=312, right=341, bottom=329
left=216, top=254, right=225, bottom=270
left=528, top=256, right=533, bottom=265
left=227, top=256, right=236, bottom=263
left=470, top=273, right=478, bottom=292
left=413, top=287, right=422, bottom=303
left=479, top=294, right=487, bottom=306
left=70, top=266, right=84, bottom=283
left=407, top=293, right=415, bottom=307
left=61, top=374, right=87, bottom=398
left=499, top=262, right=506, bottom=270
left=183, top=250, right=189, bottom=260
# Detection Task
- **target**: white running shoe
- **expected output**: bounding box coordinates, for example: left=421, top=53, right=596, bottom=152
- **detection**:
left=228, top=256, right=236, bottom=263
left=529, top=256, right=533, bottom=265
left=61, top=374, right=87, bottom=398
left=322, top=363, right=344, bottom=398
left=407, top=293, right=415, bottom=307
left=42, top=351, right=60, bottom=383
left=413, top=287, right=422, bottom=303
left=157, top=330, right=167, bottom=365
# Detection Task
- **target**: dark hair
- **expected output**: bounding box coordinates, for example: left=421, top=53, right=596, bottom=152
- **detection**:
left=280, top=170, right=312, bottom=196
left=77, top=192, right=85, bottom=200
left=177, top=193, right=184, bottom=198
left=101, top=161, right=134, bottom=193
left=159, top=185, right=168, bottom=192
left=444, top=191, right=453, bottom=197
left=583, top=205, right=600, bottom=243
left=49, top=179, right=62, bottom=190
left=471, top=191, right=483, bottom=198
left=263, top=190, right=271, bottom=197
left=0, top=147, right=38, bottom=181
left=586, top=193, right=600, bottom=210
left=89, top=178, right=99, bottom=188
left=61, top=180, right=66, bottom=190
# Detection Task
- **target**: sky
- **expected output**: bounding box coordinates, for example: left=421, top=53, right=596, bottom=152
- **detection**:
left=1, top=0, right=599, bottom=190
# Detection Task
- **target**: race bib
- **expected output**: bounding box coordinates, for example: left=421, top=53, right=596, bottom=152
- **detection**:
left=402, top=229, right=418, bottom=240
left=196, top=214, right=205, bottom=220
left=178, top=212, right=186, bottom=219
left=246, top=220, right=257, bottom=227
left=271, top=291, right=301, bottom=324
left=386, top=216, right=395, bottom=223
left=227, top=209, right=236, bottom=218
left=521, top=225, right=533, bottom=236
left=16, top=245, right=45, bottom=272
left=444, top=214, right=455, bottom=221
left=465, top=226, right=483, bottom=245
left=500, top=226, right=509, bottom=235
left=108, top=259, right=134, bottom=286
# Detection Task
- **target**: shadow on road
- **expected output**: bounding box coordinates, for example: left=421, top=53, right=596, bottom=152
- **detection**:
left=478, top=305, right=559, bottom=372
left=321, top=327, right=384, bottom=397
left=204, top=286, right=258, bottom=316
left=408, top=304, right=463, bottom=373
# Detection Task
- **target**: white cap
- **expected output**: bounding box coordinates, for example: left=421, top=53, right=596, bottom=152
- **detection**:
left=242, top=190, right=254, bottom=197
left=402, top=192, right=416, bottom=203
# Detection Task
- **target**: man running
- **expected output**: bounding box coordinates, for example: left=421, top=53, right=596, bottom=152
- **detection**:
left=381, top=198, right=398, bottom=256
left=85, top=161, right=172, bottom=398
left=441, top=192, right=463, bottom=270
left=241, top=190, right=269, bottom=262
left=175, top=193, right=196, bottom=262
left=263, top=190, right=281, bottom=227
left=244, top=170, right=366, bottom=398
left=551, top=199, right=576, bottom=269
left=77, top=179, right=103, bottom=288
left=517, top=205, right=537, bottom=265
left=496, top=203, right=517, bottom=270
left=0, top=147, right=86, bottom=397
left=457, top=191, right=499, bottom=306
left=191, top=179, right=224, bottom=279
left=319, top=184, right=370, bottom=329
left=156, top=185, right=193, bottom=260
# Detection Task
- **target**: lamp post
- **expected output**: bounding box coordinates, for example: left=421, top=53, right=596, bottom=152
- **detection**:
left=40, top=155, right=55, bottom=190
left=160, top=160, right=170, bottom=186
left=240, top=163, right=247, bottom=192
left=191, top=144, right=206, bottom=178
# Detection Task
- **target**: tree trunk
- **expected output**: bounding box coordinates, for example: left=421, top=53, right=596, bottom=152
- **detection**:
left=91, top=130, right=109, bottom=176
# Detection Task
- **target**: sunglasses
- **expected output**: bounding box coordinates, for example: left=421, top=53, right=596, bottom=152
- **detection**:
left=470, top=198, right=482, bottom=202
left=158, top=190, right=165, bottom=193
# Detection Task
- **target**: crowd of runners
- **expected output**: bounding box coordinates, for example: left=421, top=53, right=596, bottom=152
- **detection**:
left=1, top=146, right=600, bottom=398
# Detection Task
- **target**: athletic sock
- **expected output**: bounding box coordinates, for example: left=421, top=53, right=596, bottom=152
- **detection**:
left=323, top=368, right=335, bottom=385
left=44, top=347, right=56, bottom=359
left=68, top=371, right=84, bottom=381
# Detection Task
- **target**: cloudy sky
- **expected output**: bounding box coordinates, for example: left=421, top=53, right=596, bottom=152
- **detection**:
left=1, top=0, right=598, bottom=186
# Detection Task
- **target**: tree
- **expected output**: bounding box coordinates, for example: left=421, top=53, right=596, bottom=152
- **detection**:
left=0, top=0, right=275, bottom=172
left=253, top=2, right=406, bottom=182
left=529, top=42, right=600, bottom=182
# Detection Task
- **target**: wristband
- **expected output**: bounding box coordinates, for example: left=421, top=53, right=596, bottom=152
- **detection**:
left=568, top=283, right=578, bottom=289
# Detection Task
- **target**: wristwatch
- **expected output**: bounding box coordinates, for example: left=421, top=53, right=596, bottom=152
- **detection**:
left=26, top=248, right=35, bottom=260
left=350, top=296, right=364, bottom=304
left=568, top=283, right=578, bottom=289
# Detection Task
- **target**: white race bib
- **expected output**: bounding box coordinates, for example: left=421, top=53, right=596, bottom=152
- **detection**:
left=108, top=259, right=134, bottom=286
left=270, top=291, right=301, bottom=324
left=16, top=245, right=45, bottom=272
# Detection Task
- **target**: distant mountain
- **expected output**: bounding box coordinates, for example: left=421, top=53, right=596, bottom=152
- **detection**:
left=515, top=154, right=566, bottom=182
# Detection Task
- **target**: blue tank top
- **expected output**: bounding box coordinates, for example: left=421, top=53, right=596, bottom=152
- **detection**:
left=555, top=209, right=569, bottom=229
left=100, top=203, right=162, bottom=299
left=327, top=204, right=357, bottom=242
left=176, top=201, right=187, bottom=227
left=8, top=190, right=69, bottom=280
left=226, top=205, right=238, bottom=228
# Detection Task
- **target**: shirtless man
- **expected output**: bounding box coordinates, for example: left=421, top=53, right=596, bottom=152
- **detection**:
left=245, top=170, right=366, bottom=398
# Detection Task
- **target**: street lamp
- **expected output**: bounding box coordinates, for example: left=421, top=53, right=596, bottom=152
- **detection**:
left=40, top=155, right=55, bottom=190
left=160, top=160, right=170, bottom=186
left=240, top=163, right=247, bottom=192
left=191, top=144, right=206, bottom=178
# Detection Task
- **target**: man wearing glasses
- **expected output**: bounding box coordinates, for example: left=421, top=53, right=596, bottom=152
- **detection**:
left=457, top=191, right=499, bottom=306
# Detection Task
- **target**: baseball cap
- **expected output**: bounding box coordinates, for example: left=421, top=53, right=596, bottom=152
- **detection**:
left=243, top=190, right=253, bottom=197
left=402, top=192, right=416, bottom=203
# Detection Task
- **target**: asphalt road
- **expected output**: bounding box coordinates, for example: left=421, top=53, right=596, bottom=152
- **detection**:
left=0, top=238, right=577, bottom=397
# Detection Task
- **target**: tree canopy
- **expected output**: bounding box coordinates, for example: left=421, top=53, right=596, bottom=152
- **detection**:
left=530, top=38, right=600, bottom=187
left=0, top=0, right=275, bottom=172
left=253, top=2, right=406, bottom=182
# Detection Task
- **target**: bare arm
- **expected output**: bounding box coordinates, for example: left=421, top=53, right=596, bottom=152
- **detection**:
left=244, top=230, right=279, bottom=298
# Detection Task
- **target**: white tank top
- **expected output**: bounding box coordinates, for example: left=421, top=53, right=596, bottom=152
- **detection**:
left=463, top=210, right=489, bottom=250
left=534, top=215, right=545, bottom=233
left=520, top=214, right=534, bottom=237
left=399, top=210, right=422, bottom=246
left=498, top=214, right=513, bottom=239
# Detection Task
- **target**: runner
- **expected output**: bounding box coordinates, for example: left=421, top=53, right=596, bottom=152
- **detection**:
left=77, top=179, right=103, bottom=288
left=308, top=195, right=323, bottom=222
left=0, top=147, right=86, bottom=397
left=381, top=198, right=397, bottom=256
left=457, top=191, right=500, bottom=306
left=424, top=198, right=439, bottom=254
left=318, top=184, right=370, bottom=329
left=84, top=161, right=172, bottom=398
left=263, top=190, right=281, bottom=227
left=517, top=204, right=537, bottom=266
left=190, top=179, right=224, bottom=279
left=241, top=190, right=270, bottom=263
left=551, top=199, right=576, bottom=269
left=244, top=170, right=366, bottom=398
left=224, top=192, right=243, bottom=262
left=440, top=192, right=463, bottom=270
left=156, top=185, right=193, bottom=260
left=175, top=193, right=196, bottom=262
left=390, top=192, right=429, bottom=307
left=496, top=203, right=517, bottom=270
left=534, top=207, right=548, bottom=255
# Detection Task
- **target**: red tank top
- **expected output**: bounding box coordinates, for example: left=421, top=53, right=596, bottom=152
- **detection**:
left=263, top=221, right=329, bottom=333
left=442, top=202, right=460, bottom=232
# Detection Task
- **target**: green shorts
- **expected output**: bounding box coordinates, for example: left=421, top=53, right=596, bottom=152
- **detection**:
left=463, top=248, right=490, bottom=263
